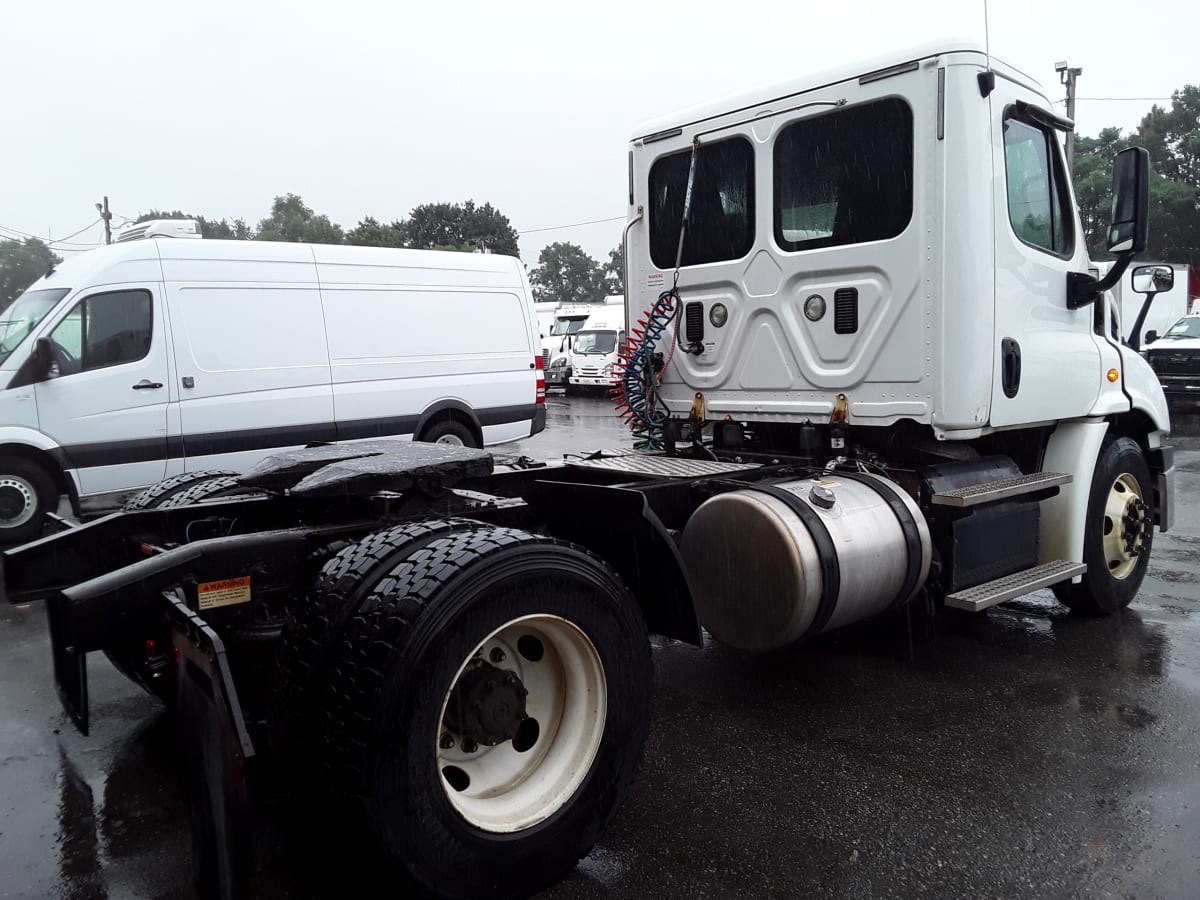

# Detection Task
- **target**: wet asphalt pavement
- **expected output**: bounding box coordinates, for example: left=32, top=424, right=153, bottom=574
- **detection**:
left=2, top=394, right=1199, bottom=899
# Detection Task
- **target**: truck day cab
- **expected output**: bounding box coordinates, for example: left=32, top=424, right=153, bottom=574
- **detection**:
left=2, top=42, right=1174, bottom=900
left=567, top=304, right=626, bottom=394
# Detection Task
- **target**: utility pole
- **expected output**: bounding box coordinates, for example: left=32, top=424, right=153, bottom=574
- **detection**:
left=1056, top=61, right=1082, bottom=173
left=96, top=196, right=113, bottom=244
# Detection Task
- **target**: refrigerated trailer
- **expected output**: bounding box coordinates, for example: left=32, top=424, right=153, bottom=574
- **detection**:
left=2, top=41, right=1175, bottom=900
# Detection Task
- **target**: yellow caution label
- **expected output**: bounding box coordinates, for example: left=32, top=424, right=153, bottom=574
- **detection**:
left=197, top=576, right=251, bottom=610
left=817, top=480, right=841, bottom=487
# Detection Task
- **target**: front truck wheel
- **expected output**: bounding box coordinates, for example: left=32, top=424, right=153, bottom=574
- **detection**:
left=323, top=527, right=653, bottom=899
left=1054, top=436, right=1154, bottom=615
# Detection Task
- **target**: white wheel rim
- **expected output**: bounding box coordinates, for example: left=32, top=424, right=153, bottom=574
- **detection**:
left=1101, top=472, right=1149, bottom=580
left=0, top=475, right=38, bottom=528
left=435, top=433, right=465, bottom=447
left=437, top=614, right=607, bottom=833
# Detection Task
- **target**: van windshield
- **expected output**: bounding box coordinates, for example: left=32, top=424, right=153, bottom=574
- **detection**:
left=550, top=317, right=588, bottom=336
left=573, top=330, right=617, bottom=355
left=0, top=288, right=70, bottom=364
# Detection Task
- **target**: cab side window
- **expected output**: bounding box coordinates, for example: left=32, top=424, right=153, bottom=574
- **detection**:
left=1003, top=117, right=1073, bottom=256
left=48, top=290, right=152, bottom=377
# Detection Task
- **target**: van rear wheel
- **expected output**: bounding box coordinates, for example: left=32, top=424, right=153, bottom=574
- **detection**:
left=0, top=457, right=58, bottom=546
left=420, top=419, right=478, bottom=448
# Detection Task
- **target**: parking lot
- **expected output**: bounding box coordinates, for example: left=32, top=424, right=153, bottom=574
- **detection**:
left=1, top=395, right=1198, bottom=899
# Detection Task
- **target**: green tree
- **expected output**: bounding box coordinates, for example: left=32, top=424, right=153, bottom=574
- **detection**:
left=256, top=194, right=344, bottom=244
left=0, top=237, right=62, bottom=311
left=345, top=216, right=406, bottom=248
left=530, top=242, right=604, bottom=305
left=601, top=243, right=625, bottom=296
left=134, top=209, right=251, bottom=240
left=402, top=200, right=520, bottom=257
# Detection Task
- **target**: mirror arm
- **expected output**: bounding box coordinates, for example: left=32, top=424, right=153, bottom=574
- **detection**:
left=1127, top=291, right=1158, bottom=352
left=1067, top=252, right=1134, bottom=310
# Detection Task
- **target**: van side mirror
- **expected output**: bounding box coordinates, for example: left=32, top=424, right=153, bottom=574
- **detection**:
left=1144, top=330, right=1158, bottom=344
left=1131, top=264, right=1173, bottom=295
left=1107, top=147, right=1150, bottom=255
left=32, top=337, right=53, bottom=380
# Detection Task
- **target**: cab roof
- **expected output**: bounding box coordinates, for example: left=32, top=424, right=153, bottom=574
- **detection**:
left=631, top=40, right=1048, bottom=140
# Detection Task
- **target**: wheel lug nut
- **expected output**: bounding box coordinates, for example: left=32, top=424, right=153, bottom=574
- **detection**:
left=490, top=648, right=506, bottom=663
left=440, top=733, right=455, bottom=750
left=462, top=739, right=478, bottom=753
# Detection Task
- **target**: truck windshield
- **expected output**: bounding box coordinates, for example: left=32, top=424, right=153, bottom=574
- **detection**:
left=551, top=317, right=588, bottom=336
left=573, top=330, right=617, bottom=355
left=1162, top=317, right=1200, bottom=340
left=0, top=288, right=70, bottom=364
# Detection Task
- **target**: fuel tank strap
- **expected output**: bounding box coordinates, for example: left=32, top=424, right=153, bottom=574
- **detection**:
left=831, top=472, right=925, bottom=610
left=739, top=483, right=841, bottom=638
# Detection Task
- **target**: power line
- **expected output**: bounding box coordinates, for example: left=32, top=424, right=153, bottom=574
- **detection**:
left=0, top=220, right=103, bottom=248
left=1055, top=96, right=1174, bottom=104
left=518, top=215, right=625, bottom=235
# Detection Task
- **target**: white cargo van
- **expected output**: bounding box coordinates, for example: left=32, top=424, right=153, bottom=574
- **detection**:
left=567, top=306, right=626, bottom=393
left=0, top=237, right=545, bottom=541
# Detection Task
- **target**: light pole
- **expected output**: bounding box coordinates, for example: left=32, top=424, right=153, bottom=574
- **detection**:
left=1056, top=61, right=1082, bottom=173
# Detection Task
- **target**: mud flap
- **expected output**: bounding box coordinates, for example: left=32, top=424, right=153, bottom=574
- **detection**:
left=167, top=590, right=255, bottom=900
left=46, top=594, right=90, bottom=734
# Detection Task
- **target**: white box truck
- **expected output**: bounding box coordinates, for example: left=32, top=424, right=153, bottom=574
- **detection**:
left=566, top=305, right=626, bottom=394
left=0, top=233, right=546, bottom=542
left=3, top=41, right=1177, bottom=900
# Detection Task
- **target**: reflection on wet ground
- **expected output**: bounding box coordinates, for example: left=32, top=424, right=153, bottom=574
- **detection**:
left=1, top=400, right=1197, bottom=899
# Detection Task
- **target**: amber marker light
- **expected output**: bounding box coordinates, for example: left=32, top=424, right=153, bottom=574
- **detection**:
left=1107, top=369, right=1120, bottom=383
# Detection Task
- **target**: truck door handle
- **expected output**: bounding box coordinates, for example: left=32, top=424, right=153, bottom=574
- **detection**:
left=1001, top=338, right=1022, bottom=398
left=132, top=380, right=163, bottom=390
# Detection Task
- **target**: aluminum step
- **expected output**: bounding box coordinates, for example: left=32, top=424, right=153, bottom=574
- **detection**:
left=944, top=560, right=1087, bottom=612
left=567, top=454, right=759, bottom=479
left=931, top=471, right=1071, bottom=508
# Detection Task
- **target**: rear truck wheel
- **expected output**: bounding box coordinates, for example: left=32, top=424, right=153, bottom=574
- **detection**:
left=0, top=456, right=58, bottom=546
left=268, top=518, right=486, bottom=762
left=419, top=419, right=478, bottom=448
left=122, top=470, right=239, bottom=511
left=321, top=527, right=652, bottom=900
left=1054, top=436, right=1154, bottom=616
left=106, top=471, right=249, bottom=704
left=156, top=475, right=265, bottom=508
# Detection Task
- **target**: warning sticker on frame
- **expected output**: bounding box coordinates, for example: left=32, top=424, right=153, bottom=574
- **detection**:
left=647, top=272, right=665, bottom=290
left=198, top=576, right=251, bottom=610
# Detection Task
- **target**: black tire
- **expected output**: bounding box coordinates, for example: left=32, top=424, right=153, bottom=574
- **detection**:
left=269, top=518, right=486, bottom=761
left=156, top=475, right=264, bottom=509
left=1054, top=436, right=1154, bottom=616
left=122, top=470, right=238, bottom=512
left=0, top=456, right=59, bottom=546
left=419, top=418, right=478, bottom=449
left=321, top=526, right=652, bottom=900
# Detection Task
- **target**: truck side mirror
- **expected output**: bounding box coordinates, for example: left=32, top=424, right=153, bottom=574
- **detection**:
left=1107, top=147, right=1150, bottom=255
left=1144, top=329, right=1158, bottom=344
left=1131, top=264, right=1173, bottom=295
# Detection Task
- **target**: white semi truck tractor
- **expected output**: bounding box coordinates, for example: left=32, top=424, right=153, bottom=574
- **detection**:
left=3, top=41, right=1173, bottom=900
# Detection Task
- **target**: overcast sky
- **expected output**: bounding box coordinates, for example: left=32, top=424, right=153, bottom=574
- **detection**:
left=1, top=0, right=1193, bottom=265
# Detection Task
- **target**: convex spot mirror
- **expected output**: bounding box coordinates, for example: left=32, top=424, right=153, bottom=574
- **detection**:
left=1131, top=264, right=1174, bottom=295
left=1107, top=147, right=1150, bottom=255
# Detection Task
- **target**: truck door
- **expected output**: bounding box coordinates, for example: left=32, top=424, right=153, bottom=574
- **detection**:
left=34, top=285, right=169, bottom=495
left=989, top=82, right=1100, bottom=426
